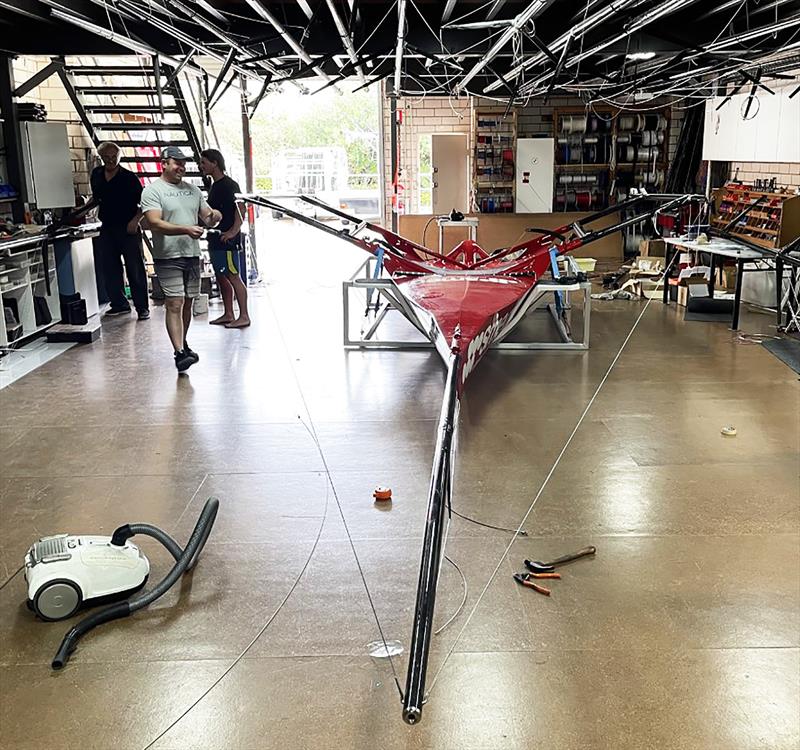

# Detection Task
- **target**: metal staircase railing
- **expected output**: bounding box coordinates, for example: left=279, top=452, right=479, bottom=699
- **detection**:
left=57, top=56, right=206, bottom=183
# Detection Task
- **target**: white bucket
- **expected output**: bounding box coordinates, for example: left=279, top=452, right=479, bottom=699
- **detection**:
left=193, top=293, right=209, bottom=316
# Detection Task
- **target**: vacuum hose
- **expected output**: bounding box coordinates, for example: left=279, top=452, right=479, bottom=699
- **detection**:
left=51, top=497, right=219, bottom=670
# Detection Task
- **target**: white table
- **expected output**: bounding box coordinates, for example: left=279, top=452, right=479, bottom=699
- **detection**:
left=437, top=217, right=479, bottom=254
left=663, top=236, right=765, bottom=329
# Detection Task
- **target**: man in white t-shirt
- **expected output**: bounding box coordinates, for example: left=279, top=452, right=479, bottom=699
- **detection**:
left=141, top=147, right=221, bottom=372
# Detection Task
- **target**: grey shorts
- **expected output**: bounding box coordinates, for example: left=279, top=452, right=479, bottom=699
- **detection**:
left=153, top=256, right=201, bottom=298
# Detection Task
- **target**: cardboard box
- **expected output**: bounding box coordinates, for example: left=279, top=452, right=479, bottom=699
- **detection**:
left=639, top=239, right=666, bottom=257
left=631, top=256, right=663, bottom=275
left=639, top=279, right=661, bottom=299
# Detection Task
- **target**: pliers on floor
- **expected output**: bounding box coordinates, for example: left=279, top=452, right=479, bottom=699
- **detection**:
left=513, top=571, right=561, bottom=596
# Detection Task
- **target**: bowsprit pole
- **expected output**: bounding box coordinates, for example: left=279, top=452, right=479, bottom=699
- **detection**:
left=403, top=332, right=461, bottom=725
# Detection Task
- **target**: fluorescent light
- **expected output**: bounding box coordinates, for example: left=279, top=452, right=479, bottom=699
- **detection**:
left=627, top=51, right=656, bottom=61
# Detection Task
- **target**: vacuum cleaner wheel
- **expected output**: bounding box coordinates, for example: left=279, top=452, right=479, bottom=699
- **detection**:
left=33, top=579, right=82, bottom=621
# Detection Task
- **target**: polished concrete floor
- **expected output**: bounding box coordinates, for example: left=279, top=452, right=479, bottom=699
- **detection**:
left=1, top=219, right=798, bottom=749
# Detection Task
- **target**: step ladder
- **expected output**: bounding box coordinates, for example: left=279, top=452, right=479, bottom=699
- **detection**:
left=57, top=57, right=206, bottom=183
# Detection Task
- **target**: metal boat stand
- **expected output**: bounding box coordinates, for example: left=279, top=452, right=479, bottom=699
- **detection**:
left=342, top=255, right=592, bottom=351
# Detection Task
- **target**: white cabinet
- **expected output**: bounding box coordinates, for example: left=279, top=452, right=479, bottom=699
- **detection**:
left=1, top=242, right=59, bottom=347
left=515, top=138, right=554, bottom=213
left=20, top=122, right=75, bottom=209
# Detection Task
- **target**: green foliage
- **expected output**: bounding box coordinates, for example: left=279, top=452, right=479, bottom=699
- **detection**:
left=212, top=86, right=380, bottom=181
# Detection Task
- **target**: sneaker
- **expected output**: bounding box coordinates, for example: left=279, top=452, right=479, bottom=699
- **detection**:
left=106, top=306, right=131, bottom=316
left=183, top=345, right=199, bottom=363
left=137, top=309, right=151, bottom=321
left=174, top=350, right=196, bottom=372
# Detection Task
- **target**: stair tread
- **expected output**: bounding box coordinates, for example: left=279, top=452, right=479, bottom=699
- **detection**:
left=93, top=123, right=190, bottom=130
left=86, top=106, right=180, bottom=113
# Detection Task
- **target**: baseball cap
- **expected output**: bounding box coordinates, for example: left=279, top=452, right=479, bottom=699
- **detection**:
left=161, top=146, right=191, bottom=161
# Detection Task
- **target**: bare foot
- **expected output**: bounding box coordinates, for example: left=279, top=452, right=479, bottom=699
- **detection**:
left=225, top=318, right=251, bottom=329
left=210, top=315, right=234, bottom=325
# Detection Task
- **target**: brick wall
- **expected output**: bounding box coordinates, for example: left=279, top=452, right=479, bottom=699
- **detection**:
left=382, top=91, right=471, bottom=220
left=728, top=161, right=800, bottom=191
left=381, top=89, right=686, bottom=223
left=11, top=55, right=95, bottom=200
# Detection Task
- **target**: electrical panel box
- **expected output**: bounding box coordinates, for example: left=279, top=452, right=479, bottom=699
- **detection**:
left=515, top=138, right=554, bottom=213
left=20, top=121, right=75, bottom=209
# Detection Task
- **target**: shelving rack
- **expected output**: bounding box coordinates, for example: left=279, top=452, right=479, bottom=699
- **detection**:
left=471, top=106, right=516, bottom=213
left=551, top=106, right=670, bottom=214
left=1, top=240, right=60, bottom=347
left=712, top=182, right=800, bottom=249
left=552, top=106, right=613, bottom=212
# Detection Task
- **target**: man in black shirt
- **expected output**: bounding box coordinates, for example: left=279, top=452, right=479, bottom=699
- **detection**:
left=199, top=149, right=250, bottom=328
left=90, top=141, right=150, bottom=320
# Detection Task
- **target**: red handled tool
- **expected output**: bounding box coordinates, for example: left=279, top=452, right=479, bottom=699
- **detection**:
left=513, top=571, right=561, bottom=596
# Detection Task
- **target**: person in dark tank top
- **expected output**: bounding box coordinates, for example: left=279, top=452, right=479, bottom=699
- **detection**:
left=200, top=149, right=251, bottom=329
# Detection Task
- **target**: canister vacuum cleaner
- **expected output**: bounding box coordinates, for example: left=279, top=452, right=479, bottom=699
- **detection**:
left=23, top=497, right=219, bottom=669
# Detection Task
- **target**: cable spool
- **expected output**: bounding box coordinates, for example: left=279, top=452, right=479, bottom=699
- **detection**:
left=568, top=145, right=582, bottom=163
left=636, top=145, right=660, bottom=162
left=641, top=130, right=662, bottom=147
left=619, top=145, right=635, bottom=162
left=565, top=189, right=577, bottom=208
left=555, top=191, right=568, bottom=209
left=635, top=168, right=665, bottom=186
left=645, top=113, right=667, bottom=131
left=617, top=133, right=632, bottom=145
left=584, top=144, right=597, bottom=163
left=575, top=190, right=592, bottom=210
left=561, top=114, right=587, bottom=135
left=619, top=115, right=635, bottom=132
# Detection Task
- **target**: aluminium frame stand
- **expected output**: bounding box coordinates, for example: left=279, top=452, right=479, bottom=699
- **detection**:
left=342, top=256, right=592, bottom=351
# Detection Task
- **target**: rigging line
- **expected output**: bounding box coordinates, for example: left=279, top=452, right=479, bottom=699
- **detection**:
left=426, top=248, right=684, bottom=698
left=294, top=413, right=404, bottom=696
left=589, top=6, right=789, bottom=107
left=262, top=293, right=404, bottom=699
left=354, top=0, right=399, bottom=57
left=525, top=0, right=752, bottom=105
left=434, top=555, right=468, bottom=636
left=586, top=41, right=796, bottom=112
left=410, top=0, right=448, bottom=49
left=450, top=508, right=529, bottom=536
left=0, top=565, right=23, bottom=593
left=141, top=475, right=332, bottom=750
left=447, top=0, right=502, bottom=27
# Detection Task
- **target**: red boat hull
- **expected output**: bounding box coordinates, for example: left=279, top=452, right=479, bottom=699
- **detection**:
left=397, top=274, right=540, bottom=391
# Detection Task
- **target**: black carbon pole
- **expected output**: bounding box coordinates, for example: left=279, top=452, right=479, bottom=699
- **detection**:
left=403, top=345, right=460, bottom=725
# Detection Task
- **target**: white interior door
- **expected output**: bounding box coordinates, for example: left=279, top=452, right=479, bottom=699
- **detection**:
left=432, top=134, right=468, bottom=214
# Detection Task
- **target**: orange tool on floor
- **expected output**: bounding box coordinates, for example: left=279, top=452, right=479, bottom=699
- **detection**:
left=513, top=571, right=561, bottom=596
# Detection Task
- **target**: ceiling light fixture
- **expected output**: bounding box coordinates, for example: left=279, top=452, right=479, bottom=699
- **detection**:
left=627, top=51, right=656, bottom=60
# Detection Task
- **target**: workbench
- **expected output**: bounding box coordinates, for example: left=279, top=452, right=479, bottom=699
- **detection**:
left=662, top=236, right=764, bottom=330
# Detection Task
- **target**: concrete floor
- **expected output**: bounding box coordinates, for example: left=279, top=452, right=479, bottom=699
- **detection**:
left=0, top=219, right=798, bottom=749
